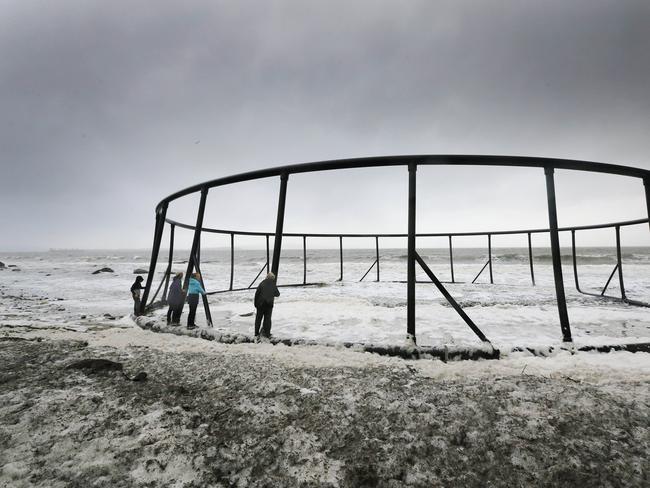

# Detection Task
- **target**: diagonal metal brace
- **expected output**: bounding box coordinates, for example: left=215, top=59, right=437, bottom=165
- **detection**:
left=415, top=252, right=490, bottom=343
left=601, top=264, right=619, bottom=296
left=192, top=253, right=213, bottom=327
left=248, top=262, right=269, bottom=289
left=471, top=259, right=491, bottom=284
left=359, top=259, right=378, bottom=282
left=147, top=266, right=170, bottom=307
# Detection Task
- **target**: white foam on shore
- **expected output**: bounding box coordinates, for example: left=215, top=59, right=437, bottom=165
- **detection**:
left=1, top=248, right=648, bottom=355
left=6, top=319, right=650, bottom=390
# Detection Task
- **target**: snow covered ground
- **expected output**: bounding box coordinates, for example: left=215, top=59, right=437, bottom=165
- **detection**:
left=0, top=326, right=649, bottom=487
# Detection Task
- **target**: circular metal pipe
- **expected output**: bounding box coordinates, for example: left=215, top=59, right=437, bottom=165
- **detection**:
left=156, top=154, right=650, bottom=212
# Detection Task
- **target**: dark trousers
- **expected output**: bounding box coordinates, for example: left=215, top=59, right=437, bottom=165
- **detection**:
left=167, top=304, right=183, bottom=324
left=187, top=294, right=199, bottom=327
left=255, top=303, right=273, bottom=337
left=133, top=296, right=141, bottom=316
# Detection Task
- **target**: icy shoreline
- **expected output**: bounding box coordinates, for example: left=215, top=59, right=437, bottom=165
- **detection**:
left=133, top=312, right=650, bottom=362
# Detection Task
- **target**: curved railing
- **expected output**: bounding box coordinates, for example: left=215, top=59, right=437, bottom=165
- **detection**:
left=142, top=155, right=650, bottom=345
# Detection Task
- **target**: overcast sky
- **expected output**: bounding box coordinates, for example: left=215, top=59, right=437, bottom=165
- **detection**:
left=2, top=0, right=650, bottom=251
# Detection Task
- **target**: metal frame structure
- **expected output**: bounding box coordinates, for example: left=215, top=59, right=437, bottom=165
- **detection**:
left=141, top=155, right=650, bottom=345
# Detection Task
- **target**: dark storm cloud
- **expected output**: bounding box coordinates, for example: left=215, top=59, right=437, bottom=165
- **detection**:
left=1, top=0, right=649, bottom=250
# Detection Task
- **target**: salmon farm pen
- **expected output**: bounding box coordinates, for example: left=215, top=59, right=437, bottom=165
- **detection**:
left=140, top=155, right=650, bottom=359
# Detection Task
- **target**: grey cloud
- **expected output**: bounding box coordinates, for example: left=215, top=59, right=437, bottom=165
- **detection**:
left=1, top=0, right=649, bottom=250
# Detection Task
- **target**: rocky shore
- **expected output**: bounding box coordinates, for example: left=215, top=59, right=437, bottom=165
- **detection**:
left=1, top=327, right=648, bottom=487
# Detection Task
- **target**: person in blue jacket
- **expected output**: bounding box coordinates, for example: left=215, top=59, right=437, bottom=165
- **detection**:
left=186, top=272, right=206, bottom=330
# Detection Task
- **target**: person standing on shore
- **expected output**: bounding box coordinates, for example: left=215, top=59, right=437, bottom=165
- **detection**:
left=166, top=272, right=184, bottom=325
left=130, top=276, right=146, bottom=316
left=254, top=272, right=280, bottom=339
left=186, top=272, right=205, bottom=330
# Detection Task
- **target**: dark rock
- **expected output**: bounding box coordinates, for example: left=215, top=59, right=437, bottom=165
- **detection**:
left=92, top=267, right=114, bottom=274
left=80, top=315, right=87, bottom=319
left=132, top=372, right=148, bottom=382
left=0, top=261, right=4, bottom=268
left=67, top=358, right=123, bottom=372
left=168, top=384, right=189, bottom=396
left=66, top=359, right=147, bottom=382
left=11, top=268, right=21, bottom=272
left=103, top=313, right=116, bottom=320
left=8, top=264, right=17, bottom=268
left=133, top=268, right=149, bottom=274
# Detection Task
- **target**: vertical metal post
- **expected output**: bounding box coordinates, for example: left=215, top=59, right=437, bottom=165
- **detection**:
left=338, top=236, right=343, bottom=281
left=196, top=238, right=202, bottom=272
left=644, top=178, right=650, bottom=231
left=303, top=235, right=307, bottom=285
left=407, top=163, right=417, bottom=341
left=183, top=188, right=209, bottom=293
left=375, top=236, right=380, bottom=282
left=487, top=234, right=493, bottom=284
left=229, top=233, right=235, bottom=291
left=544, top=167, right=572, bottom=342
left=265, top=235, right=270, bottom=272
left=527, top=232, right=535, bottom=286
left=162, top=224, right=175, bottom=303
left=571, top=230, right=581, bottom=292
left=615, top=226, right=626, bottom=300
left=448, top=235, right=455, bottom=283
left=196, top=232, right=201, bottom=267
left=140, top=202, right=168, bottom=313
left=271, top=173, right=289, bottom=277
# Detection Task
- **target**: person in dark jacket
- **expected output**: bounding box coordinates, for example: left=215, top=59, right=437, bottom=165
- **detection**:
left=130, top=276, right=145, bottom=315
left=186, top=272, right=206, bottom=330
left=254, top=272, right=280, bottom=338
left=166, top=272, right=184, bottom=325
